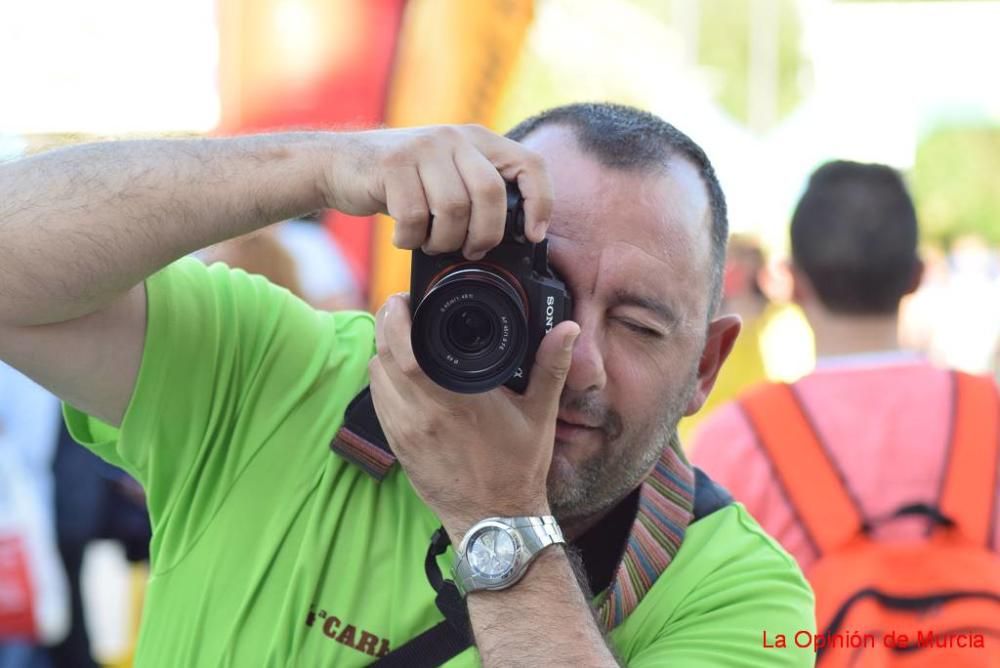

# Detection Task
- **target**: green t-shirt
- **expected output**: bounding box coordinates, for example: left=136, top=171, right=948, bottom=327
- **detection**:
left=66, top=258, right=815, bottom=666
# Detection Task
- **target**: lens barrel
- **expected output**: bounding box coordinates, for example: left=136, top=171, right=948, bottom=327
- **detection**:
left=411, top=267, right=529, bottom=393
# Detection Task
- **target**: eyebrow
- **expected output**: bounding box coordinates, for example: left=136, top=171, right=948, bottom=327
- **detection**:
left=609, top=289, right=679, bottom=327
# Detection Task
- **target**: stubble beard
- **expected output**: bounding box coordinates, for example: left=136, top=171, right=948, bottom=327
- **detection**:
left=547, top=370, right=699, bottom=524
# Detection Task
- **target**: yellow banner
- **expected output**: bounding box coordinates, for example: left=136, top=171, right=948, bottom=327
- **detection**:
left=369, top=0, right=535, bottom=311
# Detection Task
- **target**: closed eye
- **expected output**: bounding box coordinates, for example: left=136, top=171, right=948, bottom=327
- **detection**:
left=617, top=319, right=664, bottom=339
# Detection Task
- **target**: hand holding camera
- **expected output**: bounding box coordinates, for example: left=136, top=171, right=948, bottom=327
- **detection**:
left=360, top=124, right=580, bottom=535
left=320, top=124, right=553, bottom=256
left=410, top=181, right=573, bottom=394
left=327, top=123, right=573, bottom=394
left=369, top=291, right=580, bottom=539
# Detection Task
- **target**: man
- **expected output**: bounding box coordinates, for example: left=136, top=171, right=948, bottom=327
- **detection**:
left=690, top=161, right=1000, bottom=659
left=0, top=103, right=813, bottom=666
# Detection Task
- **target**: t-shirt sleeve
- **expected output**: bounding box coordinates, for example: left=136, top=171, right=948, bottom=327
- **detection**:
left=63, top=258, right=375, bottom=549
left=627, top=507, right=816, bottom=667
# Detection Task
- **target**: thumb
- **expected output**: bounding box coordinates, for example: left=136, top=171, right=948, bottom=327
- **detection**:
left=525, top=321, right=581, bottom=408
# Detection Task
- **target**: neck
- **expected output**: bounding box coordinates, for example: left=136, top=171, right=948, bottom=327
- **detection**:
left=557, top=452, right=665, bottom=541
left=805, top=305, right=902, bottom=359
left=559, top=506, right=616, bottom=542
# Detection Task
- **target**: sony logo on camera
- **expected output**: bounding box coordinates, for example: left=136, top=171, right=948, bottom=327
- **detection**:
left=409, top=182, right=573, bottom=394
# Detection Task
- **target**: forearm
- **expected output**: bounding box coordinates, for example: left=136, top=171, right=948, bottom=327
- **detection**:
left=467, top=548, right=621, bottom=667
left=0, top=133, right=334, bottom=326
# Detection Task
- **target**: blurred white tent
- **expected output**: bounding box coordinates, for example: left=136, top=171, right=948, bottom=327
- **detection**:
left=0, top=134, right=26, bottom=161
left=0, top=0, right=218, bottom=134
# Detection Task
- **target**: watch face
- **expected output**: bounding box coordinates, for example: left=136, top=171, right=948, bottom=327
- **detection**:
left=468, top=527, right=517, bottom=578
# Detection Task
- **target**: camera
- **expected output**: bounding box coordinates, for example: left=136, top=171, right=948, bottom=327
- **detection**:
left=410, top=182, right=573, bottom=394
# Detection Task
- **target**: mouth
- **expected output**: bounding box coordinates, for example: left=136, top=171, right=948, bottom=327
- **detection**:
left=555, top=417, right=601, bottom=442
left=557, top=410, right=601, bottom=429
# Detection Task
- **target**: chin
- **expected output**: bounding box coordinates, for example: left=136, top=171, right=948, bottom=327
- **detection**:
left=548, top=443, right=575, bottom=482
left=546, top=455, right=587, bottom=516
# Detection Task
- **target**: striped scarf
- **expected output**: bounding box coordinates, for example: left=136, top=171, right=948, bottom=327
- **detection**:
left=597, top=444, right=695, bottom=629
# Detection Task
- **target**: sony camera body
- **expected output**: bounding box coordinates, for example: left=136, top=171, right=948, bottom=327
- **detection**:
left=410, top=182, right=573, bottom=394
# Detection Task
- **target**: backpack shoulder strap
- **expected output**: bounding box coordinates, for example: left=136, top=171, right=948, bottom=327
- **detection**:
left=938, top=370, right=1000, bottom=547
left=739, top=382, right=866, bottom=557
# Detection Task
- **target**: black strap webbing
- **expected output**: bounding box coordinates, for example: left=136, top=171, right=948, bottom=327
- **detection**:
left=692, top=467, right=733, bottom=520
left=371, top=468, right=732, bottom=667
left=369, top=528, right=471, bottom=667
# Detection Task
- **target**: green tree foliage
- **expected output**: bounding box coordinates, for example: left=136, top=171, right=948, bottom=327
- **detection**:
left=699, top=0, right=805, bottom=130
left=911, top=125, right=1000, bottom=246
left=632, top=0, right=807, bottom=131
left=495, top=0, right=807, bottom=134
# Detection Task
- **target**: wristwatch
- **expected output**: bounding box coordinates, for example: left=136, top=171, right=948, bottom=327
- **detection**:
left=452, top=516, right=565, bottom=595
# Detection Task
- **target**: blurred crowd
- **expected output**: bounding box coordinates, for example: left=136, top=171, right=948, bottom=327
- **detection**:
left=681, top=231, right=1000, bottom=443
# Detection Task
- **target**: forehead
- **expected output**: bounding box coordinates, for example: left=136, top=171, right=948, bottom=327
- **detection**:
left=521, top=125, right=713, bottom=314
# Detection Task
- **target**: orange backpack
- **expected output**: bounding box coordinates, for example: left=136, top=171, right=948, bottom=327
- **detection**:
left=741, top=371, right=1000, bottom=667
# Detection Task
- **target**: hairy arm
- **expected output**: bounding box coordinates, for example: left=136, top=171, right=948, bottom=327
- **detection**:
left=0, top=124, right=549, bottom=426
left=467, top=548, right=621, bottom=667
left=0, top=134, right=335, bottom=425
left=0, top=134, right=331, bottom=327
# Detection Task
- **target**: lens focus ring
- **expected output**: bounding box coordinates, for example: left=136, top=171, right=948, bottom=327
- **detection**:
left=412, top=267, right=529, bottom=393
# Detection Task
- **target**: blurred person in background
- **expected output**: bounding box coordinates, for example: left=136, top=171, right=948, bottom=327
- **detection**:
left=198, top=228, right=307, bottom=300
left=0, top=362, right=150, bottom=668
left=49, top=412, right=151, bottom=668
left=275, top=213, right=365, bottom=311
left=0, top=364, right=67, bottom=668
left=691, top=161, right=1000, bottom=665
left=200, top=216, right=363, bottom=312
left=0, top=103, right=814, bottom=666
left=903, top=235, right=1000, bottom=380
left=753, top=257, right=816, bottom=385
left=679, top=233, right=770, bottom=444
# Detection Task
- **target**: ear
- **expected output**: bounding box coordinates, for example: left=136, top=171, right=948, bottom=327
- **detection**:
left=789, top=263, right=814, bottom=307
left=905, top=257, right=925, bottom=296
left=684, top=314, right=742, bottom=416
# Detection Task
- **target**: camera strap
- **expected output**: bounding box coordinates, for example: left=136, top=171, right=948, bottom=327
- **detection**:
left=331, top=387, right=474, bottom=665
left=329, top=387, right=731, bottom=665
left=330, top=385, right=398, bottom=480
left=367, top=472, right=733, bottom=667
left=369, top=527, right=473, bottom=667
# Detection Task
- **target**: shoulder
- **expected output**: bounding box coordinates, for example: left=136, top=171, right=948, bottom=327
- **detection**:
left=154, top=256, right=375, bottom=353
left=615, top=504, right=814, bottom=665
left=627, top=502, right=814, bottom=633
left=675, top=502, right=812, bottom=609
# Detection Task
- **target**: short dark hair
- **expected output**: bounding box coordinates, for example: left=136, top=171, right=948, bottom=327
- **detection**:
left=505, top=102, right=729, bottom=318
left=791, top=160, right=918, bottom=314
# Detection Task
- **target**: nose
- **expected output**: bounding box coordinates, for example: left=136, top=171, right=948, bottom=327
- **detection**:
left=564, top=317, right=607, bottom=393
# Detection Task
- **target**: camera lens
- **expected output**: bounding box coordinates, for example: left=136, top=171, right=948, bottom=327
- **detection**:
left=446, top=306, right=497, bottom=354
left=412, top=267, right=529, bottom=393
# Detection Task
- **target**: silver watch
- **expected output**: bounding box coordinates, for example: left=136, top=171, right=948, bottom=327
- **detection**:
left=452, top=516, right=565, bottom=595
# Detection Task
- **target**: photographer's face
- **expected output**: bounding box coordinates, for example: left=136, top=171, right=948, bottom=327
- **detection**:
left=521, top=127, right=719, bottom=526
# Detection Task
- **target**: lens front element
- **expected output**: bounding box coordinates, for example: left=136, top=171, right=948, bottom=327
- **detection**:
left=446, top=305, right=497, bottom=354
left=412, top=267, right=529, bottom=393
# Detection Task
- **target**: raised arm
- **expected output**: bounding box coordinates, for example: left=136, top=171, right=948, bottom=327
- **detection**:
left=0, top=126, right=552, bottom=426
